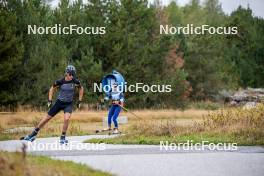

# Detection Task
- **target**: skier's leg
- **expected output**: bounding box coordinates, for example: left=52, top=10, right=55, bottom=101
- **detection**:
left=36, top=100, right=62, bottom=131
left=35, top=102, right=60, bottom=130
left=62, top=112, right=71, bottom=135
left=107, top=105, right=115, bottom=129
left=112, top=105, right=121, bottom=129
left=60, top=112, right=71, bottom=144
left=60, top=103, right=73, bottom=144
left=26, top=114, right=52, bottom=139
left=22, top=101, right=61, bottom=141
left=36, top=115, right=52, bottom=129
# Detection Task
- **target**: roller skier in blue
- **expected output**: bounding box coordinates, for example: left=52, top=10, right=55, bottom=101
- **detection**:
left=104, top=82, right=125, bottom=134
left=96, top=70, right=126, bottom=134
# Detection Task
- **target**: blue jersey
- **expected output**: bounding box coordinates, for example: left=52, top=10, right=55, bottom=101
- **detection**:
left=53, top=78, right=81, bottom=102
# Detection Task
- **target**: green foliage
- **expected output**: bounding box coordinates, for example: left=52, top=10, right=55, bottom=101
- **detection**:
left=75, top=49, right=103, bottom=103
left=226, top=6, right=264, bottom=87
left=0, top=3, right=23, bottom=105
left=0, top=0, right=264, bottom=108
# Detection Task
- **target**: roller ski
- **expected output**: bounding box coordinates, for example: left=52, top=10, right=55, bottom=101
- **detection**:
left=95, top=128, right=111, bottom=134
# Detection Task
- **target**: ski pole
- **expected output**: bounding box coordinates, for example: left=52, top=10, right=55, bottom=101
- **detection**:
left=118, top=104, right=142, bottom=119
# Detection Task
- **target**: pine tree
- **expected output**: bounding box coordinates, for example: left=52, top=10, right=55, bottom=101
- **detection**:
left=0, top=3, right=23, bottom=105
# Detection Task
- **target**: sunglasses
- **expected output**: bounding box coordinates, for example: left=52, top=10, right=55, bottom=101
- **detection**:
left=68, top=72, right=75, bottom=77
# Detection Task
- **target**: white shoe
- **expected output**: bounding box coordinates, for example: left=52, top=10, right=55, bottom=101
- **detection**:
left=112, top=129, right=120, bottom=134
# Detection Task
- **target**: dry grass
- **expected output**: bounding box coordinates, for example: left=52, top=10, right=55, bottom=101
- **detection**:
left=118, top=105, right=264, bottom=145
left=2, top=107, right=263, bottom=145
left=127, top=109, right=209, bottom=120
left=0, top=111, right=106, bottom=127
left=202, top=105, right=264, bottom=140
left=0, top=109, right=208, bottom=124
left=87, top=105, right=264, bottom=145
left=0, top=109, right=208, bottom=140
left=130, top=105, right=264, bottom=136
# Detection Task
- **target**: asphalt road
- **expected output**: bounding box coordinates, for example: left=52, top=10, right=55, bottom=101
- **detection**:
left=0, top=135, right=263, bottom=176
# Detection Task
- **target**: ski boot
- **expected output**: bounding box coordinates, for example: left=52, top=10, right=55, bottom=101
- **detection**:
left=112, top=128, right=121, bottom=135
left=59, top=136, right=68, bottom=145
left=20, top=135, right=36, bottom=142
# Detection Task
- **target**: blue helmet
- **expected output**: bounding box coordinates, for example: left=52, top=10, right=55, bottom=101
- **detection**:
left=102, top=70, right=125, bottom=93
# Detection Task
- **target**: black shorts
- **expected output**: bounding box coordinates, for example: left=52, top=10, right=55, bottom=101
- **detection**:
left=48, top=100, right=73, bottom=117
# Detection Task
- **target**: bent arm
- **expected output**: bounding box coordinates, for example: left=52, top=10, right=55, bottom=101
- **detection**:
left=48, top=86, right=56, bottom=101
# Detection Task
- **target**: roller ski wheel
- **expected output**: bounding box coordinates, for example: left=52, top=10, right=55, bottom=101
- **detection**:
left=60, top=138, right=68, bottom=145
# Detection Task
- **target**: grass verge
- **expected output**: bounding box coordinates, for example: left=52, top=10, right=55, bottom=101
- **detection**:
left=86, top=133, right=263, bottom=146
left=0, top=151, right=112, bottom=176
left=86, top=105, right=264, bottom=145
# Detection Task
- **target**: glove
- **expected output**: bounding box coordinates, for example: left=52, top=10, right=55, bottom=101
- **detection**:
left=47, top=100, right=52, bottom=108
left=104, top=97, right=109, bottom=102
left=77, top=100, right=82, bottom=109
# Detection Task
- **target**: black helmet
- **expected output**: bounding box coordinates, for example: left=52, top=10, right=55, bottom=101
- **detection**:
left=65, top=65, right=76, bottom=76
